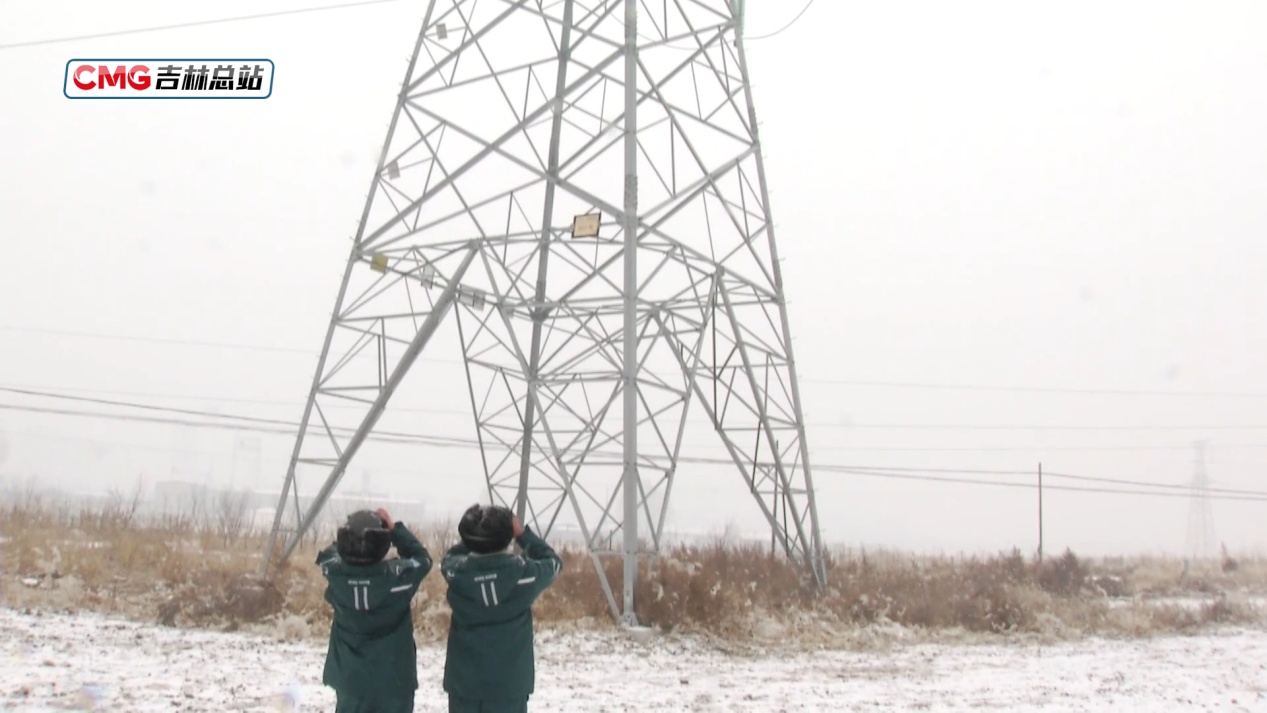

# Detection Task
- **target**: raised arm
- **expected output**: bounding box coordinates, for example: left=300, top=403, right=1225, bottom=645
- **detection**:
left=391, top=523, right=431, bottom=570
left=379, top=509, right=432, bottom=584
left=514, top=525, right=562, bottom=599
left=390, top=521, right=427, bottom=559
left=315, top=540, right=339, bottom=567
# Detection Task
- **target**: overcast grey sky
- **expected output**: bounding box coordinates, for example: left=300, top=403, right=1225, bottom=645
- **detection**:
left=2, top=0, right=1266, bottom=558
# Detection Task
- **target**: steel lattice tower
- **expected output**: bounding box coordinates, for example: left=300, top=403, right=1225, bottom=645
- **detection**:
left=1186, top=440, right=1216, bottom=559
left=262, top=0, right=826, bottom=622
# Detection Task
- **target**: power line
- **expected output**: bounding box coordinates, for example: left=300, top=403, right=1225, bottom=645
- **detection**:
left=836, top=464, right=1033, bottom=476
left=826, top=467, right=1267, bottom=503
left=0, top=401, right=479, bottom=450
left=0, top=391, right=481, bottom=448
left=0, top=383, right=468, bottom=416
left=745, top=0, right=817, bottom=40
left=8, top=382, right=1267, bottom=433
left=806, top=377, right=1267, bottom=399
left=0, top=401, right=304, bottom=439
left=16, top=430, right=223, bottom=458
left=1046, top=469, right=1266, bottom=498
left=8, top=324, right=1266, bottom=401
left=1, top=0, right=806, bottom=54
left=0, top=325, right=326, bottom=357
left=792, top=444, right=1267, bottom=453
left=17, top=381, right=1267, bottom=453
left=839, top=465, right=1267, bottom=498
left=655, top=0, right=819, bottom=48
left=27, top=416, right=1262, bottom=501
left=0, top=0, right=408, bottom=50
left=0, top=387, right=338, bottom=431
left=4, top=398, right=1265, bottom=503
left=805, top=417, right=1267, bottom=430
left=11, top=429, right=451, bottom=479
left=834, top=423, right=1267, bottom=432
left=14, top=382, right=1267, bottom=451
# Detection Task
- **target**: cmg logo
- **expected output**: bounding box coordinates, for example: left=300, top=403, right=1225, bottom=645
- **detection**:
left=64, top=58, right=274, bottom=99
left=71, top=64, right=153, bottom=91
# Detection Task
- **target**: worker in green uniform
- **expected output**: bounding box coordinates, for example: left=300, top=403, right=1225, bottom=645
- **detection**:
left=316, top=508, right=433, bottom=713
left=441, top=503, right=563, bottom=713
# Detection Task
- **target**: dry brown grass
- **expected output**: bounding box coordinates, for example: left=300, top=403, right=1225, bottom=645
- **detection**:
left=2, top=494, right=1264, bottom=647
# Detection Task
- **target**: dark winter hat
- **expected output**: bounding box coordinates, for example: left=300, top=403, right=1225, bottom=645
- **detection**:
left=457, top=503, right=514, bottom=554
left=336, top=509, right=392, bottom=565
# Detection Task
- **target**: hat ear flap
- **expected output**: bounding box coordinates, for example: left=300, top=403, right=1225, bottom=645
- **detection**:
left=336, top=526, right=357, bottom=559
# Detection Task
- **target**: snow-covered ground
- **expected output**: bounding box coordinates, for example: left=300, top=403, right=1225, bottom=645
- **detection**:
left=2, top=607, right=1266, bottom=712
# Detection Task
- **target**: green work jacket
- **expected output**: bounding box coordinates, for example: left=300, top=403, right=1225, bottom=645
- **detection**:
left=440, top=527, right=562, bottom=701
left=316, top=522, right=432, bottom=699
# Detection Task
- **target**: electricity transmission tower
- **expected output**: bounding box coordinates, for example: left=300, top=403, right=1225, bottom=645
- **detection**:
left=231, top=436, right=262, bottom=492
left=262, top=0, right=826, bottom=622
left=1186, top=440, right=1216, bottom=559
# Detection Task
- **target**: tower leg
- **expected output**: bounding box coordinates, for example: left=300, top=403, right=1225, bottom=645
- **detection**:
left=263, top=246, right=477, bottom=572
left=620, top=0, right=641, bottom=627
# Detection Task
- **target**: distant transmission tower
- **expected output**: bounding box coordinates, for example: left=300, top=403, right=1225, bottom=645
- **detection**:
left=262, top=0, right=825, bottom=623
left=231, top=436, right=262, bottom=492
left=1186, top=440, right=1216, bottom=559
left=169, top=425, right=209, bottom=485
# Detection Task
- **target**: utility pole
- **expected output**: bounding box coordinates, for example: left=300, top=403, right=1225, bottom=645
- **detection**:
left=1037, top=462, right=1044, bottom=563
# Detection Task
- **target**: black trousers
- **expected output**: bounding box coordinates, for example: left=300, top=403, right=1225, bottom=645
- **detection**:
left=334, top=691, right=415, bottom=713
left=448, top=696, right=529, bottom=713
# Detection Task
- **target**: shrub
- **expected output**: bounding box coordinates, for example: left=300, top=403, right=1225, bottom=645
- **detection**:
left=2, top=491, right=1264, bottom=644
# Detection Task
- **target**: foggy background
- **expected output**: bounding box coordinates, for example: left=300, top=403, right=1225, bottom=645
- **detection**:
left=2, top=0, right=1266, bottom=558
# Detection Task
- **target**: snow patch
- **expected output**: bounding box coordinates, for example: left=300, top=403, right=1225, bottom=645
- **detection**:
left=2, top=607, right=1266, bottom=710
